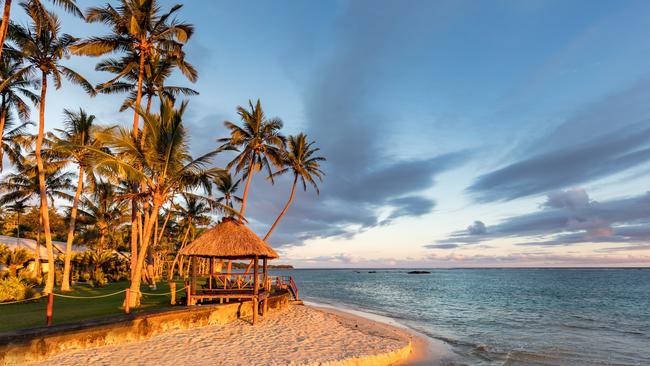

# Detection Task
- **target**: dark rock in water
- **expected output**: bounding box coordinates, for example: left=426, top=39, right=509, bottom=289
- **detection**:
left=407, top=270, right=431, bottom=274
left=368, top=271, right=377, bottom=273
left=354, top=271, right=361, bottom=273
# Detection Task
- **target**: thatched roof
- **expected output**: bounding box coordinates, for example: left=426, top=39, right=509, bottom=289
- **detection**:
left=179, top=218, right=279, bottom=259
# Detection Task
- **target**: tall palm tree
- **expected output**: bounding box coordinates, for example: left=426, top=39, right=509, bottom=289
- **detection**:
left=218, top=99, right=285, bottom=222
left=52, top=108, right=99, bottom=291
left=91, top=96, right=223, bottom=307
left=0, top=0, right=82, bottom=61
left=70, top=0, right=194, bottom=137
left=167, top=193, right=209, bottom=281
left=264, top=134, right=325, bottom=241
left=2, top=6, right=94, bottom=293
left=213, top=173, right=242, bottom=211
left=0, top=56, right=38, bottom=171
left=72, top=2, right=194, bottom=283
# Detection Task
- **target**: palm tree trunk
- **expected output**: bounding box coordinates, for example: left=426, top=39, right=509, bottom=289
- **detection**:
left=264, top=175, right=297, bottom=241
left=36, top=73, right=55, bottom=294
left=167, top=218, right=192, bottom=281
left=34, top=212, right=41, bottom=278
left=130, top=200, right=137, bottom=281
left=61, top=166, right=83, bottom=291
left=132, top=48, right=145, bottom=135
left=154, top=207, right=172, bottom=249
left=239, top=155, right=255, bottom=222
left=0, top=96, right=7, bottom=172
left=0, top=0, right=12, bottom=61
left=127, top=198, right=161, bottom=307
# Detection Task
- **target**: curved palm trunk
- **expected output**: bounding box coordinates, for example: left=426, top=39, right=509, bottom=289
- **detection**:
left=167, top=218, right=192, bottom=281
left=264, top=175, right=297, bottom=241
left=61, top=166, right=84, bottom=291
left=0, top=0, right=12, bottom=61
left=0, top=96, right=7, bottom=172
left=36, top=73, right=55, bottom=294
left=243, top=177, right=298, bottom=276
left=238, top=155, right=255, bottom=222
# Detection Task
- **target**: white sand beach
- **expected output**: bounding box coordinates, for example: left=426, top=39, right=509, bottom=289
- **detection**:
left=25, top=305, right=420, bottom=366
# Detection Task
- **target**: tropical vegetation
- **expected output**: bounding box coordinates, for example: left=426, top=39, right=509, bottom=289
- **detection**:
left=0, top=0, right=324, bottom=308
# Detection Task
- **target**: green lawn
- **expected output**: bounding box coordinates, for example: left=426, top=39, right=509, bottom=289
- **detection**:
left=0, top=280, right=186, bottom=332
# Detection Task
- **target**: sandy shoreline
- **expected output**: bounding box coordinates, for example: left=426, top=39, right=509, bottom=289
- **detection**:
left=23, top=304, right=440, bottom=366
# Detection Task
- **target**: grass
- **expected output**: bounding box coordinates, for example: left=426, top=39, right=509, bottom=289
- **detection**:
left=0, top=280, right=187, bottom=333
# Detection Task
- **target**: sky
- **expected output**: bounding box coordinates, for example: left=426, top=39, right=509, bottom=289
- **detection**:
left=9, top=0, right=650, bottom=267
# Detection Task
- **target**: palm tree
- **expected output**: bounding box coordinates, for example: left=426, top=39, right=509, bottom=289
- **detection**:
left=77, top=180, right=129, bottom=252
left=218, top=99, right=285, bottom=222
left=0, top=0, right=82, bottom=61
left=4, top=6, right=95, bottom=293
left=263, top=134, right=325, bottom=241
left=91, top=96, right=223, bottom=307
left=70, top=0, right=194, bottom=138
left=52, top=108, right=99, bottom=291
left=213, top=173, right=242, bottom=211
left=6, top=199, right=28, bottom=238
left=96, top=52, right=198, bottom=115
left=167, top=193, right=209, bottom=281
left=1, top=116, right=33, bottom=170
left=0, top=56, right=39, bottom=171
left=0, top=150, right=73, bottom=253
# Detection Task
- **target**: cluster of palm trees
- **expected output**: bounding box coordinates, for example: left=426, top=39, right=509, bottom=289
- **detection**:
left=0, top=0, right=325, bottom=307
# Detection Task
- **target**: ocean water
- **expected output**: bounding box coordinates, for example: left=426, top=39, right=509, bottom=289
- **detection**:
left=273, top=268, right=650, bottom=365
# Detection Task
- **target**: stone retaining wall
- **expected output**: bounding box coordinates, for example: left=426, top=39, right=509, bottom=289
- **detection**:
left=0, top=290, right=290, bottom=365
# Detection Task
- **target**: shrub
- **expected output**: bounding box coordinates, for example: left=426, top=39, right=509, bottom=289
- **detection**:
left=88, top=272, right=108, bottom=288
left=0, top=277, right=35, bottom=302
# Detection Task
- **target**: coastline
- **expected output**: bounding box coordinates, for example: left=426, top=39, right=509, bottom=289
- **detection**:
left=305, top=300, right=453, bottom=365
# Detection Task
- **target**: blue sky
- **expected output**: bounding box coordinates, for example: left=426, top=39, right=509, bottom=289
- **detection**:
left=11, top=0, right=650, bottom=267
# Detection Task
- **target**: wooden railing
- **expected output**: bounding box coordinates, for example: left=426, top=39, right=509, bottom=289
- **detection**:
left=198, top=273, right=299, bottom=300
left=269, top=275, right=299, bottom=300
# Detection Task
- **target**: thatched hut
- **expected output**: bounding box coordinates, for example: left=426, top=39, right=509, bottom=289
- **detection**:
left=179, top=217, right=279, bottom=324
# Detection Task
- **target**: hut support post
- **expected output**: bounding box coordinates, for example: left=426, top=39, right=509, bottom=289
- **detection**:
left=253, top=256, right=259, bottom=325
left=190, top=256, right=197, bottom=302
left=262, top=258, right=268, bottom=315
left=208, top=258, right=213, bottom=289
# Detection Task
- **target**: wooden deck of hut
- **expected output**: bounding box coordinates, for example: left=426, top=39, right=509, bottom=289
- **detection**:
left=179, top=217, right=280, bottom=324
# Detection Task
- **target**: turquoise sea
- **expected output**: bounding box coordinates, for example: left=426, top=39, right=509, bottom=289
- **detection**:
left=274, top=268, right=650, bottom=365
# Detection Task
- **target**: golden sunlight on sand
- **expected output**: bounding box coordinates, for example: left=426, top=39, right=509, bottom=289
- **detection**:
left=26, top=305, right=416, bottom=366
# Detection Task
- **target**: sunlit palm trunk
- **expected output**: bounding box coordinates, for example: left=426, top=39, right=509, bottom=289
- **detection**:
left=127, top=197, right=161, bottom=307
left=128, top=50, right=146, bottom=283
left=61, top=166, right=84, bottom=291
left=34, top=212, right=41, bottom=277
left=130, top=201, right=138, bottom=280
left=264, top=175, right=297, bottom=241
left=0, top=96, right=6, bottom=171
left=36, top=73, right=55, bottom=294
left=0, top=0, right=12, bottom=61
left=238, top=155, right=255, bottom=222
